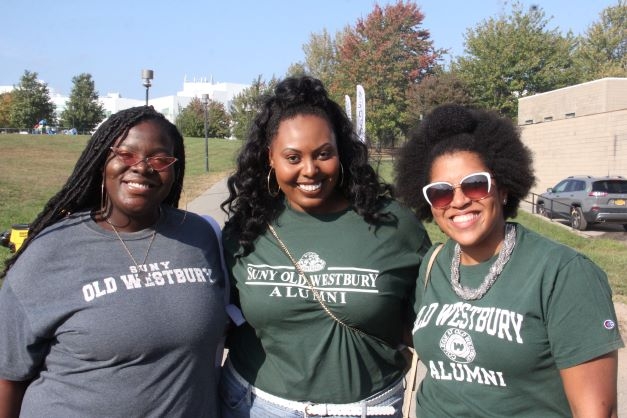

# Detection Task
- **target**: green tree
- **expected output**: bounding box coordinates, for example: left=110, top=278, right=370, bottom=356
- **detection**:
left=176, top=97, right=231, bottom=138
left=60, top=73, right=106, bottom=133
left=208, top=100, right=232, bottom=138
left=331, top=1, right=442, bottom=146
left=290, top=29, right=342, bottom=86
left=285, top=62, right=307, bottom=78
left=175, top=99, right=203, bottom=137
left=9, top=70, right=56, bottom=130
left=302, top=29, right=340, bottom=88
left=229, top=76, right=278, bottom=140
left=574, top=0, right=627, bottom=80
left=0, top=92, right=12, bottom=128
left=405, top=69, right=475, bottom=129
left=453, top=2, right=578, bottom=119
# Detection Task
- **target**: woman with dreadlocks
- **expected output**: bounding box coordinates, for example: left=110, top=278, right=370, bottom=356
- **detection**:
left=0, top=106, right=227, bottom=417
left=218, top=76, right=432, bottom=417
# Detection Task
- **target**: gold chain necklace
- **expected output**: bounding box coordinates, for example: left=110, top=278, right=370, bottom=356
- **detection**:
left=109, top=224, right=157, bottom=280
left=267, top=223, right=366, bottom=336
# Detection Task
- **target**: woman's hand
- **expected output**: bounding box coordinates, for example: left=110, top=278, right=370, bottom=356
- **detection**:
left=560, top=351, right=618, bottom=418
left=0, top=379, right=28, bottom=418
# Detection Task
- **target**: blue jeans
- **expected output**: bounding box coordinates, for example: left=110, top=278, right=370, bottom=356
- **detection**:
left=219, top=359, right=404, bottom=418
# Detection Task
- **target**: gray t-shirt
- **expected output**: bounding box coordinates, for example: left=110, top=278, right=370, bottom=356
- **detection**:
left=0, top=208, right=227, bottom=417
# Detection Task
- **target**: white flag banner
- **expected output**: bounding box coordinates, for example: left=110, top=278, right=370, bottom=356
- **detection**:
left=345, top=95, right=352, bottom=121
left=356, top=85, right=366, bottom=143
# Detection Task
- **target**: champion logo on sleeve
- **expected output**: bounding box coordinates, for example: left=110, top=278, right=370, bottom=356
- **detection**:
left=603, top=319, right=616, bottom=330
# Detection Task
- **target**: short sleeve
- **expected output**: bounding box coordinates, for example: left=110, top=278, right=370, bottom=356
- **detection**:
left=0, top=282, right=49, bottom=381
left=546, top=254, right=624, bottom=369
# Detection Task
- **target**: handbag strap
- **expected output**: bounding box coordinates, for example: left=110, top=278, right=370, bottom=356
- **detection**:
left=267, top=222, right=416, bottom=352
left=402, top=243, right=444, bottom=418
left=267, top=223, right=368, bottom=337
left=402, top=347, right=419, bottom=418
left=424, top=243, right=444, bottom=289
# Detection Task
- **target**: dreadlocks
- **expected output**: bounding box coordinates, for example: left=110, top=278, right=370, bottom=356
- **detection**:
left=2, top=106, right=185, bottom=277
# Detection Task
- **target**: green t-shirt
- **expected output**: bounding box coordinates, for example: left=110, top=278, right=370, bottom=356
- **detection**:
left=413, top=223, right=624, bottom=417
left=224, top=199, right=431, bottom=403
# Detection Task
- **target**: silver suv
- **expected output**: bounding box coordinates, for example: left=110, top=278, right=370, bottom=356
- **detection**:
left=536, top=175, right=627, bottom=231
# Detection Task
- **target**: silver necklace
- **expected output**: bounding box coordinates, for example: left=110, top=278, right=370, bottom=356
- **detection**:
left=109, top=224, right=157, bottom=280
left=450, top=223, right=516, bottom=300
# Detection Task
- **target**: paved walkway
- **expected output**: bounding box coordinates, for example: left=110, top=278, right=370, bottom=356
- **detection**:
left=188, top=179, right=626, bottom=415
left=186, top=177, right=229, bottom=227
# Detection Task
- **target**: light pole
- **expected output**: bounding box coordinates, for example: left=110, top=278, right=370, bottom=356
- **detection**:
left=202, top=94, right=209, bottom=172
left=141, top=69, right=154, bottom=106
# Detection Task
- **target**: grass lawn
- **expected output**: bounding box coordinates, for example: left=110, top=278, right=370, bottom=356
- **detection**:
left=1, top=135, right=625, bottom=303
left=0, top=133, right=242, bottom=264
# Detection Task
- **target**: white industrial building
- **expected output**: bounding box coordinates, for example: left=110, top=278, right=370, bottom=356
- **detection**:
left=98, top=77, right=250, bottom=123
left=1, top=76, right=250, bottom=128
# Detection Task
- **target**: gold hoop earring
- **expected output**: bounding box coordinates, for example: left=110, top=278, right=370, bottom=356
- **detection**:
left=267, top=167, right=280, bottom=197
left=100, top=178, right=108, bottom=214
left=339, top=163, right=345, bottom=187
left=178, top=189, right=188, bottom=225
left=179, top=186, right=188, bottom=210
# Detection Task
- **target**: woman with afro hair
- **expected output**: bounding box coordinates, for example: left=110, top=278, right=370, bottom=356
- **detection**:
left=219, top=75, right=431, bottom=417
left=395, top=104, right=623, bottom=417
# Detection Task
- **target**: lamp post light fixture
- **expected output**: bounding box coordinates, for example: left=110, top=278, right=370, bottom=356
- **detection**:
left=202, top=94, right=209, bottom=172
left=141, top=69, right=154, bottom=106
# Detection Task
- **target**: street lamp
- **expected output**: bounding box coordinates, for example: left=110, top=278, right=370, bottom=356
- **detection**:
left=202, top=94, right=209, bottom=172
left=141, top=69, right=154, bottom=106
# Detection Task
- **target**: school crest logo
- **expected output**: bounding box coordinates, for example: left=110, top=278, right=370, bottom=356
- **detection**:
left=439, top=328, right=476, bottom=363
left=297, top=252, right=326, bottom=272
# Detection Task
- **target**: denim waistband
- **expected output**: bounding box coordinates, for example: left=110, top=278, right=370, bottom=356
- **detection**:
left=225, top=359, right=401, bottom=416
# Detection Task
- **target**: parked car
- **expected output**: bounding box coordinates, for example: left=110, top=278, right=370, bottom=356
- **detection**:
left=535, top=175, right=627, bottom=231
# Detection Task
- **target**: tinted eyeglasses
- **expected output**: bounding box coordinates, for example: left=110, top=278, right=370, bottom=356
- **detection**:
left=109, top=147, right=178, bottom=172
left=422, top=172, right=492, bottom=208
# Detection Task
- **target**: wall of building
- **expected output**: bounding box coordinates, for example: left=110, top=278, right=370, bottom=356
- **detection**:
left=518, top=78, right=627, bottom=193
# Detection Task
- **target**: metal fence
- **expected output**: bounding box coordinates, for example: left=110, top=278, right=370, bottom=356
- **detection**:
left=525, top=192, right=575, bottom=224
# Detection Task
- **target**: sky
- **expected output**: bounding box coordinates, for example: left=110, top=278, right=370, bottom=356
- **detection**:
left=0, top=0, right=619, bottom=100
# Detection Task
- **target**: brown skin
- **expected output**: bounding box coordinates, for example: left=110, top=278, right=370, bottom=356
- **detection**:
left=560, top=351, right=618, bottom=418
left=428, top=151, right=507, bottom=264
left=0, top=122, right=179, bottom=416
left=0, top=380, right=27, bottom=418
left=98, top=120, right=176, bottom=232
left=268, top=114, right=348, bottom=215
left=429, top=150, right=619, bottom=416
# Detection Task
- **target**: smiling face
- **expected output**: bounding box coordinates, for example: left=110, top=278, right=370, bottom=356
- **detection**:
left=429, top=151, right=508, bottom=264
left=268, top=114, right=348, bottom=214
left=103, top=120, right=176, bottom=230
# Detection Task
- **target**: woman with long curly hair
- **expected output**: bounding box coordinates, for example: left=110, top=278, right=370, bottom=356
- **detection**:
left=0, top=106, right=227, bottom=417
left=220, top=76, right=431, bottom=417
left=395, top=104, right=623, bottom=417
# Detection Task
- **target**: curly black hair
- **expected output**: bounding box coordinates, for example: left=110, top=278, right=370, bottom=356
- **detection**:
left=2, top=106, right=185, bottom=276
left=222, top=75, right=392, bottom=256
left=395, top=104, right=535, bottom=221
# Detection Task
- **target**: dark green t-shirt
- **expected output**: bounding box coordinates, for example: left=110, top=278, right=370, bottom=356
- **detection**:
left=413, top=223, right=624, bottom=417
left=224, top=199, right=431, bottom=403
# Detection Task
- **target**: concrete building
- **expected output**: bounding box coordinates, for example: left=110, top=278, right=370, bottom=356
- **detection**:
left=518, top=77, right=627, bottom=194
left=99, top=77, right=249, bottom=123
